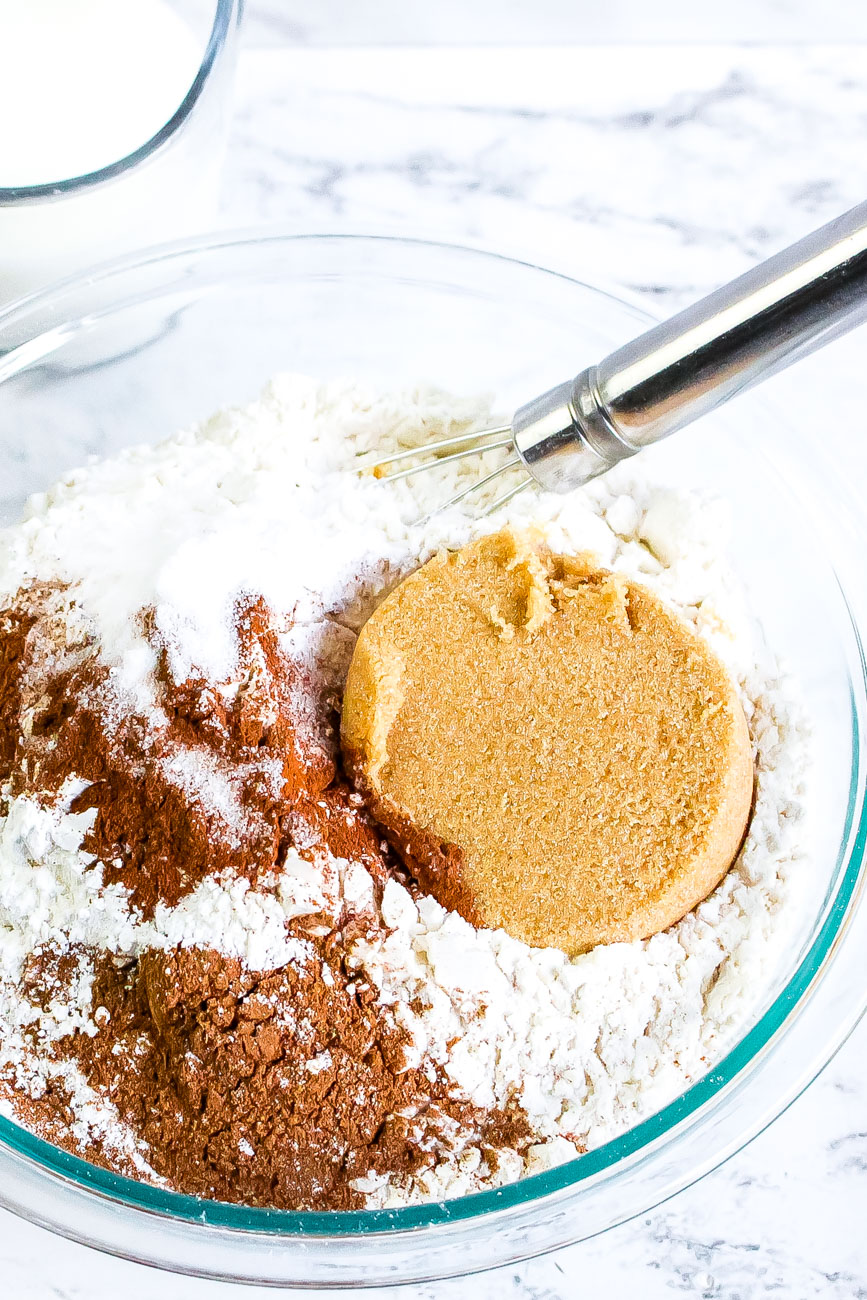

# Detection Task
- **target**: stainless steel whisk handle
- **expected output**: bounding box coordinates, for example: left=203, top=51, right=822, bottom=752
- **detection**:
left=514, top=201, right=867, bottom=493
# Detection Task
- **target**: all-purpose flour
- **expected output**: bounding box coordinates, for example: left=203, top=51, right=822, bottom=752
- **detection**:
left=0, top=377, right=808, bottom=1204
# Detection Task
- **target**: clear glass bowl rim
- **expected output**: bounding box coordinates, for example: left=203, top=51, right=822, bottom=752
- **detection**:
left=0, top=230, right=864, bottom=1249
left=0, top=0, right=243, bottom=207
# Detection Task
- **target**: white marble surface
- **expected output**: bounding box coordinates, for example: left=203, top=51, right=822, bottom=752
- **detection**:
left=1, top=38, right=866, bottom=1300
left=241, top=0, right=867, bottom=44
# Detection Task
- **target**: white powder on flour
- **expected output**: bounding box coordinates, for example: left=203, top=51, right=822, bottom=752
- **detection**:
left=0, top=377, right=809, bottom=1204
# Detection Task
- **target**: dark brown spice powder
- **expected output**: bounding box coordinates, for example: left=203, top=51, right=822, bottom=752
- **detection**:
left=0, top=586, right=530, bottom=1208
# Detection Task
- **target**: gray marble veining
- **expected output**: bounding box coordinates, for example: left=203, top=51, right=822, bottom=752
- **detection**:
left=0, top=39, right=865, bottom=1300
left=221, top=48, right=866, bottom=303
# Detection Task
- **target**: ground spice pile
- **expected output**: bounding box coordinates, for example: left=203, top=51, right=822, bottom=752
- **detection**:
left=1, top=587, right=386, bottom=912
left=0, top=584, right=528, bottom=1208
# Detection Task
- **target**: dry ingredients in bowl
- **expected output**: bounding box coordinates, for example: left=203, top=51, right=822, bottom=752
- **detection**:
left=0, top=377, right=808, bottom=1209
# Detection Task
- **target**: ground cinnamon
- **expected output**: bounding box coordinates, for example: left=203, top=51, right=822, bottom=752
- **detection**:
left=0, top=584, right=529, bottom=1208
left=71, top=940, right=525, bottom=1210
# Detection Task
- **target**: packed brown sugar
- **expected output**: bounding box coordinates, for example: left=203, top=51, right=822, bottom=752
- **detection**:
left=342, top=528, right=754, bottom=955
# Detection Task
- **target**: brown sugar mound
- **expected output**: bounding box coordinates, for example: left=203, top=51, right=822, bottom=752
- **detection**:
left=341, top=528, right=754, bottom=955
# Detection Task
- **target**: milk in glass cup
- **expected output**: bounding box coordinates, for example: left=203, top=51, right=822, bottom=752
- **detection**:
left=0, top=0, right=242, bottom=302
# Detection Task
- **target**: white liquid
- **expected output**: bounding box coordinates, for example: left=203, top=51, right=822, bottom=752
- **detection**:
left=0, top=0, right=227, bottom=303
left=0, top=0, right=201, bottom=186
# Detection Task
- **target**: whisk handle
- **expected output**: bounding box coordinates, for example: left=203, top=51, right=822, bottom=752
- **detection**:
left=514, top=201, right=867, bottom=492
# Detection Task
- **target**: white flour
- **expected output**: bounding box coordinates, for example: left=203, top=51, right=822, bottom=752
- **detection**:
left=0, top=377, right=809, bottom=1204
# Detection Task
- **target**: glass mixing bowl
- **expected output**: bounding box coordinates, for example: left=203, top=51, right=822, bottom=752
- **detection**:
left=0, top=234, right=864, bottom=1287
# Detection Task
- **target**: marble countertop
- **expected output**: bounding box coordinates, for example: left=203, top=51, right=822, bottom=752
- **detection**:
left=1, top=37, right=866, bottom=1300
left=242, top=0, right=867, bottom=43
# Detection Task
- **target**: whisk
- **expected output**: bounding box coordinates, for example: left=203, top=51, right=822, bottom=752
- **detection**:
left=365, top=202, right=867, bottom=518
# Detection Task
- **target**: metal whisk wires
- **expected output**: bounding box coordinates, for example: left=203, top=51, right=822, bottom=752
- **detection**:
left=359, top=422, right=534, bottom=521
left=361, top=205, right=867, bottom=522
